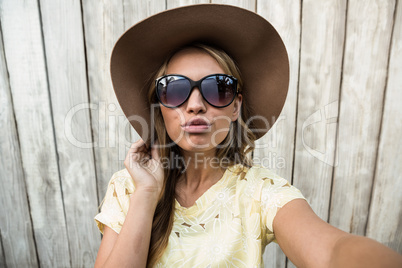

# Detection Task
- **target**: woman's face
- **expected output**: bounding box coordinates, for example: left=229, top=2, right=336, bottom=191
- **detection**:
left=159, top=48, right=242, bottom=154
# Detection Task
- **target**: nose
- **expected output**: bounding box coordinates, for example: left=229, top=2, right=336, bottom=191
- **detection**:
left=185, top=87, right=206, bottom=114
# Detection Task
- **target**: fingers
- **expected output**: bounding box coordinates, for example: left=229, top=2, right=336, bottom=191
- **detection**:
left=126, top=139, right=161, bottom=167
left=130, top=139, right=148, bottom=153
left=125, top=139, right=146, bottom=168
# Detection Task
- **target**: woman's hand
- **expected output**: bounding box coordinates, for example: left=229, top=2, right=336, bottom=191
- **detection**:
left=124, top=139, right=164, bottom=197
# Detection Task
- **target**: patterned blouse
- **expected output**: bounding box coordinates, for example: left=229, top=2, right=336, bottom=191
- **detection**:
left=94, top=164, right=306, bottom=267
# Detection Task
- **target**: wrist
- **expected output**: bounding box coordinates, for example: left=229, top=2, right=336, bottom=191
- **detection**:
left=130, top=188, right=161, bottom=207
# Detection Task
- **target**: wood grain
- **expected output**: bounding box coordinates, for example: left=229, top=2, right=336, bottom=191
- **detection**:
left=211, top=0, right=255, bottom=11
left=366, top=0, right=402, bottom=254
left=38, top=0, right=100, bottom=266
left=0, top=230, right=5, bottom=267
left=81, top=0, right=128, bottom=209
left=329, top=0, right=395, bottom=236
left=0, top=0, right=70, bottom=266
left=0, top=23, right=38, bottom=268
left=167, top=0, right=209, bottom=9
left=293, top=0, right=347, bottom=222
left=255, top=1, right=302, bottom=267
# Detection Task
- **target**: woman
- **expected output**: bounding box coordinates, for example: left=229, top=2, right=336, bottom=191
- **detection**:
left=94, top=4, right=402, bottom=268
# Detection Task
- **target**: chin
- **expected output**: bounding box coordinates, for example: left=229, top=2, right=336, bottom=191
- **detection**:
left=167, top=130, right=228, bottom=151
left=179, top=141, right=214, bottom=151
left=180, top=137, right=228, bottom=152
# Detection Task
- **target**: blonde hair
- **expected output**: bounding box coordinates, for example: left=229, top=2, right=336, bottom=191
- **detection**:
left=146, top=43, right=256, bottom=267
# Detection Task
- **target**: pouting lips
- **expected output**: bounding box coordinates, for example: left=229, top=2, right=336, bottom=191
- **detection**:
left=183, top=118, right=210, bottom=126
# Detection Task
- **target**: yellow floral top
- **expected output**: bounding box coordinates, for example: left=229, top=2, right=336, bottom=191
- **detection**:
left=94, top=164, right=306, bottom=267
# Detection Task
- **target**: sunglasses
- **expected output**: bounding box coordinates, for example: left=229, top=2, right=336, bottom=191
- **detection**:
left=155, top=73, right=239, bottom=108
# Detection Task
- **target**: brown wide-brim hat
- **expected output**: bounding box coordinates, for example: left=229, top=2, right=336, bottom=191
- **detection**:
left=111, top=4, right=289, bottom=142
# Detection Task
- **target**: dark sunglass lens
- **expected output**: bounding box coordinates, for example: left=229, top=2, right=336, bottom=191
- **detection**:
left=202, top=75, right=235, bottom=107
left=157, top=76, right=190, bottom=107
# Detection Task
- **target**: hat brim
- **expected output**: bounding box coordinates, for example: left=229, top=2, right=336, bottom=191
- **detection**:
left=111, top=4, right=289, bottom=142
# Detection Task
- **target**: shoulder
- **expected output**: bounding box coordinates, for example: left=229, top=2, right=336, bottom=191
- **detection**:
left=232, top=164, right=306, bottom=232
left=107, top=168, right=135, bottom=195
left=232, top=164, right=291, bottom=189
left=110, top=167, right=131, bottom=180
left=231, top=164, right=305, bottom=209
left=244, top=165, right=289, bottom=184
left=98, top=168, right=135, bottom=217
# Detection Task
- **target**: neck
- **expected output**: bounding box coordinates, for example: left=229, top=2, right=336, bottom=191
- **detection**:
left=178, top=149, right=225, bottom=187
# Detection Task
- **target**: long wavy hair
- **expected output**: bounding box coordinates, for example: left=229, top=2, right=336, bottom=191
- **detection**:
left=145, top=43, right=257, bottom=266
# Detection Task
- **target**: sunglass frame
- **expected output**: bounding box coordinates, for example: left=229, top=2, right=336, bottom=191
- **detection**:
left=155, top=73, right=239, bottom=108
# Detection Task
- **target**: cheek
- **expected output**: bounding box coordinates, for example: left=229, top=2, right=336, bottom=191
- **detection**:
left=210, top=111, right=234, bottom=143
left=160, top=107, right=182, bottom=139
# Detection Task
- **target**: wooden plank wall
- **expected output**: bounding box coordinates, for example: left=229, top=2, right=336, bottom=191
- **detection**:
left=0, top=0, right=400, bottom=267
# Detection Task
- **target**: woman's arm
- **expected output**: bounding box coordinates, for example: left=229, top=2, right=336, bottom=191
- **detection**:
left=94, top=190, right=159, bottom=268
left=330, top=233, right=402, bottom=267
left=273, top=199, right=402, bottom=268
left=94, top=139, right=164, bottom=268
